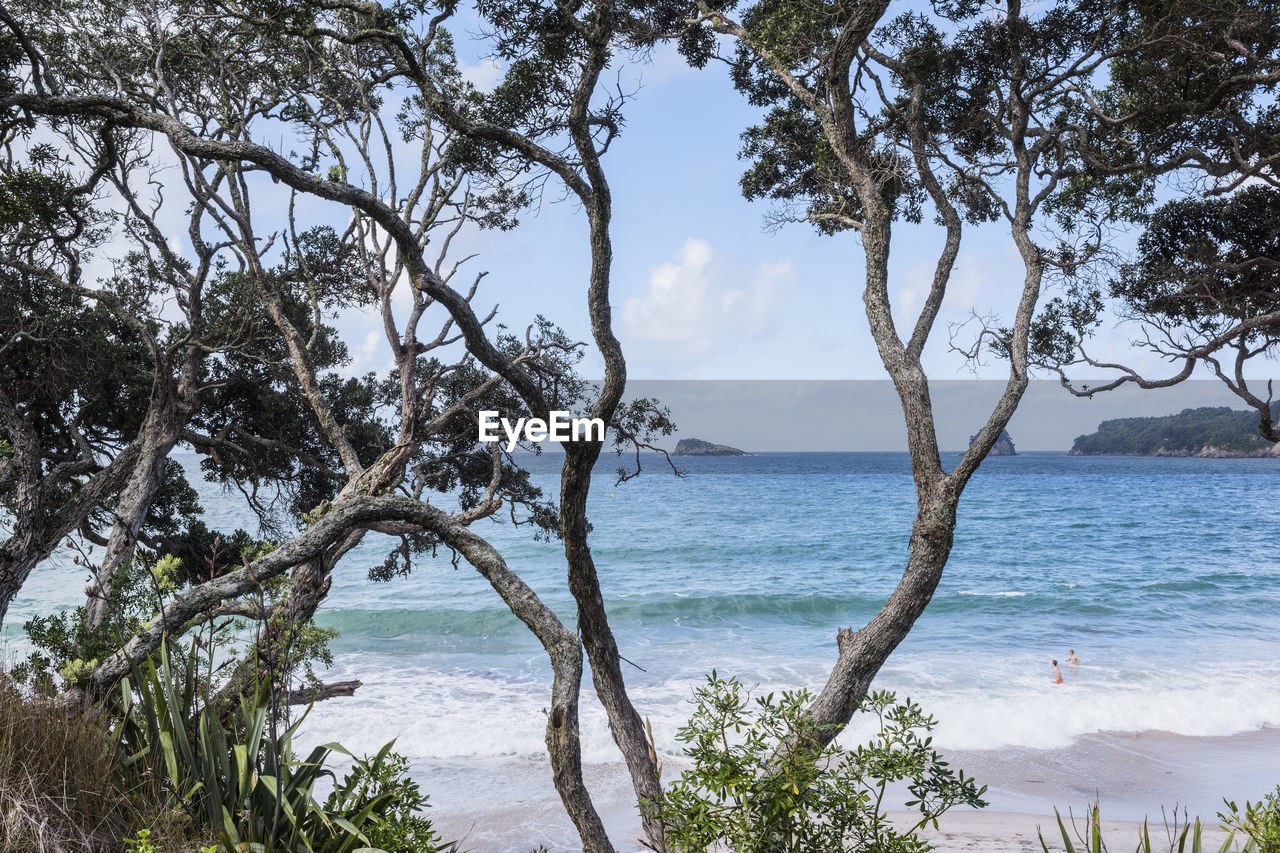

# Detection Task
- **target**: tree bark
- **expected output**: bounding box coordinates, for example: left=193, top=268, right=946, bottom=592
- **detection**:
left=284, top=679, right=362, bottom=705
left=0, top=389, right=46, bottom=626
left=84, top=399, right=181, bottom=628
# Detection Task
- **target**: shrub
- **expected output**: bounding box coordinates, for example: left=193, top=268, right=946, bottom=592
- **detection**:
left=656, top=673, right=987, bottom=852
left=1221, top=787, right=1280, bottom=853
left=122, top=640, right=450, bottom=853
left=326, top=745, right=453, bottom=853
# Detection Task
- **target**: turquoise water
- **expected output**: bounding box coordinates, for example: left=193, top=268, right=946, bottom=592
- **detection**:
left=295, top=452, right=1280, bottom=755
left=6, top=451, right=1280, bottom=831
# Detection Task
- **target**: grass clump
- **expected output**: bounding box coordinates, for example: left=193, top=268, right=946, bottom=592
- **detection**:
left=1038, top=799, right=1262, bottom=853
left=0, top=672, right=198, bottom=852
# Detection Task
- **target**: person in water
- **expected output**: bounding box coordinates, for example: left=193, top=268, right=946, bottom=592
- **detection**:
left=1067, top=649, right=1081, bottom=666
left=1051, top=660, right=1064, bottom=684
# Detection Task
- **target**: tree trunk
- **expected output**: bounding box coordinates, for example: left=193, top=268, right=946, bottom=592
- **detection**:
left=0, top=393, right=46, bottom=627
left=441, top=510, right=616, bottom=853
left=84, top=404, right=179, bottom=628
left=0, top=442, right=141, bottom=628
left=562, top=443, right=665, bottom=849
left=805, top=486, right=957, bottom=734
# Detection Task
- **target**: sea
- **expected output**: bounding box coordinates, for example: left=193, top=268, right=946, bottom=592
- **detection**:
left=5, top=451, right=1280, bottom=848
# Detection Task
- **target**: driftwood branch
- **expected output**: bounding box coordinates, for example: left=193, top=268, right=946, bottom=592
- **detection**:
left=284, top=679, right=363, bottom=706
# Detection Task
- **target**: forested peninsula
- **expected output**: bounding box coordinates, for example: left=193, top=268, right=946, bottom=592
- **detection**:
left=1070, top=404, right=1280, bottom=457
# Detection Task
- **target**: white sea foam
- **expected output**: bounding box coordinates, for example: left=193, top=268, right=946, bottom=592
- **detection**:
left=957, top=590, right=1028, bottom=597
left=914, top=680, right=1280, bottom=751
left=301, top=653, right=1280, bottom=764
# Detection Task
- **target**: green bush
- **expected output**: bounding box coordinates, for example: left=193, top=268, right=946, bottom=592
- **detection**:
left=120, top=640, right=449, bottom=853
left=656, top=673, right=987, bottom=852
left=326, top=745, right=453, bottom=853
left=1221, top=787, right=1280, bottom=853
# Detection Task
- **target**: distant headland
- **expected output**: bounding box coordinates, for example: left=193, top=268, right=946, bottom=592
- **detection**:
left=673, top=438, right=748, bottom=456
left=1070, top=403, right=1280, bottom=457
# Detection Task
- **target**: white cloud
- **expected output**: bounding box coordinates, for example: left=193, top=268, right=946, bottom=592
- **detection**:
left=621, top=238, right=793, bottom=363
left=896, top=251, right=993, bottom=328
left=458, top=57, right=504, bottom=92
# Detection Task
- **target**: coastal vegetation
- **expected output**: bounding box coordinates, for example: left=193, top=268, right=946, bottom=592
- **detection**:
left=2, top=550, right=453, bottom=852
left=1071, top=404, right=1280, bottom=457
left=1, top=0, right=1278, bottom=850
left=1038, top=803, right=1258, bottom=853
left=657, top=675, right=986, bottom=852
left=1025, top=8, right=1280, bottom=439
left=1222, top=786, right=1280, bottom=853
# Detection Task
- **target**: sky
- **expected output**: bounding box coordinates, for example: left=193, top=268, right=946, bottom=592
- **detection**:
left=69, top=6, right=1277, bottom=440
left=619, top=380, right=1264, bottom=452
left=314, top=19, right=1227, bottom=387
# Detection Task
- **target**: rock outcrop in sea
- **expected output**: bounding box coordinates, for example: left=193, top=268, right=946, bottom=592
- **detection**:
left=673, top=438, right=748, bottom=456
left=969, top=429, right=1017, bottom=456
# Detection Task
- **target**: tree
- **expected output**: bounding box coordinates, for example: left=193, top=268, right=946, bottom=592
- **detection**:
left=652, top=0, right=1208, bottom=757
left=1024, top=0, right=1280, bottom=439
left=0, top=126, right=223, bottom=627
left=1, top=1, right=678, bottom=849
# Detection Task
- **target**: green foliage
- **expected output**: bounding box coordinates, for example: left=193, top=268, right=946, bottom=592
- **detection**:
left=657, top=673, right=987, bottom=852
left=123, top=828, right=159, bottom=853
left=121, top=641, right=444, bottom=853
left=326, top=745, right=450, bottom=853
left=1111, top=187, right=1280, bottom=340
left=1070, top=404, right=1280, bottom=456
left=12, top=553, right=171, bottom=690
left=1037, top=800, right=1251, bottom=853
left=1221, top=786, right=1280, bottom=853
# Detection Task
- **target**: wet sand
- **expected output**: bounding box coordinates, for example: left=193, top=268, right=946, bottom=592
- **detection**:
left=893, top=809, right=1237, bottom=853
left=425, top=726, right=1277, bottom=851
left=947, top=726, right=1280, bottom=821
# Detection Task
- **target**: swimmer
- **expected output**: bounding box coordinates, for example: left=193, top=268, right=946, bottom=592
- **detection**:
left=1051, top=659, right=1064, bottom=684
left=1067, top=649, right=1081, bottom=666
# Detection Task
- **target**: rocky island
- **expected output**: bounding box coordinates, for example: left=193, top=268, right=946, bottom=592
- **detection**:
left=1070, top=404, right=1280, bottom=457
left=970, top=429, right=1017, bottom=456
left=673, top=438, right=748, bottom=456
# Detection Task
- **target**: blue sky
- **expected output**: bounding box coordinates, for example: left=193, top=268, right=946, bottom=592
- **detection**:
left=69, top=9, right=1264, bottom=395
left=358, top=31, right=1189, bottom=386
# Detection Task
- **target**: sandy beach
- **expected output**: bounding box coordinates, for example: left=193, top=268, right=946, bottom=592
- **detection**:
left=424, top=726, right=1276, bottom=851
left=895, top=809, right=1237, bottom=853
left=948, top=726, right=1280, bottom=822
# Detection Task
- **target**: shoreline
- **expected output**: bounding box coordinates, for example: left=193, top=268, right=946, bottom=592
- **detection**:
left=420, top=726, right=1277, bottom=851
left=947, top=726, right=1280, bottom=822
left=891, top=809, right=1237, bottom=853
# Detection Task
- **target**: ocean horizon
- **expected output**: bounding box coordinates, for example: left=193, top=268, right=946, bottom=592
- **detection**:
left=6, top=450, right=1278, bottom=849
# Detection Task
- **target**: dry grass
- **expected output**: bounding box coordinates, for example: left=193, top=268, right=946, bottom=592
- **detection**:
left=0, top=673, right=195, bottom=853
